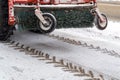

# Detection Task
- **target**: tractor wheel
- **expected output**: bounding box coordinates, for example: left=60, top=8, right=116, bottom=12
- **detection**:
left=0, top=0, right=13, bottom=41
left=37, top=13, right=57, bottom=34
left=95, top=14, right=108, bottom=30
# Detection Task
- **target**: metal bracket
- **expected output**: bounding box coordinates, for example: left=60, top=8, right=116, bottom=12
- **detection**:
left=35, top=0, right=47, bottom=26
left=94, top=8, right=105, bottom=22
left=35, top=9, right=47, bottom=25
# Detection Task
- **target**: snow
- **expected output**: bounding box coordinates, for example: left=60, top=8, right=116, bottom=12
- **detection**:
left=8, top=20, right=120, bottom=79
left=51, top=21, right=120, bottom=79
left=1, top=20, right=120, bottom=80
left=0, top=43, right=86, bottom=80
left=53, top=21, right=120, bottom=52
left=0, top=0, right=120, bottom=79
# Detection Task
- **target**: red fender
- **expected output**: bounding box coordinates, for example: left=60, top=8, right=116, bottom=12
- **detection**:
left=8, top=0, right=16, bottom=26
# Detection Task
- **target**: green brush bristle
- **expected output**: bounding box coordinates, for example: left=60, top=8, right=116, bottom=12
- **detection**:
left=15, top=8, right=94, bottom=31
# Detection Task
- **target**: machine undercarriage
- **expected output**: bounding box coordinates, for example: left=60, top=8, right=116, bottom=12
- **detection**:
left=0, top=0, right=108, bottom=41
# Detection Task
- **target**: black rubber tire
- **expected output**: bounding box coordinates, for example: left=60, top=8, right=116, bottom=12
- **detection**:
left=95, top=14, right=108, bottom=30
left=37, top=13, right=57, bottom=34
left=0, top=0, right=13, bottom=41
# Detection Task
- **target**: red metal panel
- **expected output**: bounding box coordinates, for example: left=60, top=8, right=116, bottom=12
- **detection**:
left=8, top=0, right=16, bottom=25
left=84, top=0, right=91, bottom=3
left=14, top=0, right=51, bottom=4
left=93, top=0, right=96, bottom=3
left=53, top=0, right=60, bottom=4
left=40, top=0, right=51, bottom=4
left=14, top=0, right=36, bottom=3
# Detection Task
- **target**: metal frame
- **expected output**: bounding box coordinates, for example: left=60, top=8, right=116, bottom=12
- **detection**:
left=9, top=0, right=105, bottom=26
left=13, top=3, right=95, bottom=9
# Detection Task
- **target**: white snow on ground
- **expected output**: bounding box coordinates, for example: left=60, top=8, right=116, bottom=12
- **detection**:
left=0, top=43, right=89, bottom=80
left=9, top=21, right=120, bottom=79
left=54, top=21, right=120, bottom=52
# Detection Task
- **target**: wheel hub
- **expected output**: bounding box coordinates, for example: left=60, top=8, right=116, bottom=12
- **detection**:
left=40, top=16, right=53, bottom=31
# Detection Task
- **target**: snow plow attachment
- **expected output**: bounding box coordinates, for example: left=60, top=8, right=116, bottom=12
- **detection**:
left=0, top=0, right=108, bottom=41
left=13, top=0, right=108, bottom=32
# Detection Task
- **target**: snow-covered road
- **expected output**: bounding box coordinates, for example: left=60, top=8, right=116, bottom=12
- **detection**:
left=0, top=43, right=87, bottom=80
left=7, top=21, right=120, bottom=79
